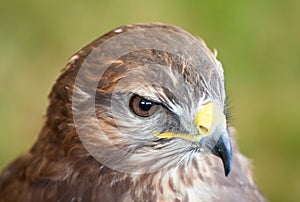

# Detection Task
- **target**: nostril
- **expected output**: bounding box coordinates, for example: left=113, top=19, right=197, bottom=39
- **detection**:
left=199, top=125, right=208, bottom=135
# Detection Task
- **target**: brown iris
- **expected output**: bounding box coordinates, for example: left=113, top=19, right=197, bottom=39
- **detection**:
left=129, top=95, right=160, bottom=117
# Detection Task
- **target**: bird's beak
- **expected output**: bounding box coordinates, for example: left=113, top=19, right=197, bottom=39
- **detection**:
left=195, top=102, right=232, bottom=176
left=154, top=101, right=232, bottom=176
left=210, top=129, right=232, bottom=176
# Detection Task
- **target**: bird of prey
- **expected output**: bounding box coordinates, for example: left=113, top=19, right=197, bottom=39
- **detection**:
left=0, top=23, right=266, bottom=202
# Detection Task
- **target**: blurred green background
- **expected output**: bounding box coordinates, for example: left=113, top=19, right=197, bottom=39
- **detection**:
left=0, top=0, right=299, bottom=201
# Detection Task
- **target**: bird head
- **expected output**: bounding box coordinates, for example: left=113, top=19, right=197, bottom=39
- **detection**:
left=70, top=23, right=232, bottom=176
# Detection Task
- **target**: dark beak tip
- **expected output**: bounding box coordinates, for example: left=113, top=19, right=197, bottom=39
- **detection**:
left=224, top=157, right=232, bottom=177
left=219, top=152, right=232, bottom=177
left=211, top=132, right=233, bottom=177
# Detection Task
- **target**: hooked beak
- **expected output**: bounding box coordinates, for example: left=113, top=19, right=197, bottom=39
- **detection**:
left=211, top=129, right=232, bottom=176
left=195, top=101, right=232, bottom=176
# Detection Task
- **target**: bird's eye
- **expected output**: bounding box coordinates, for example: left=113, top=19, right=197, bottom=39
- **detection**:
left=129, top=95, right=160, bottom=117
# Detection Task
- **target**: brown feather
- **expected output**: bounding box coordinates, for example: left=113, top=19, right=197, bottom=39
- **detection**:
left=0, top=23, right=266, bottom=202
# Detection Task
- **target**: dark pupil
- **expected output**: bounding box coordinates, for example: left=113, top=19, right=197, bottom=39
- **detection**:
left=139, top=100, right=152, bottom=111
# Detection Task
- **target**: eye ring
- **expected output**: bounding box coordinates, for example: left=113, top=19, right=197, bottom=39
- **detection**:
left=129, top=95, right=160, bottom=117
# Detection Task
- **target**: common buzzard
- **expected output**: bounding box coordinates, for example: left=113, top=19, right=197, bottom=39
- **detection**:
left=0, top=23, right=266, bottom=202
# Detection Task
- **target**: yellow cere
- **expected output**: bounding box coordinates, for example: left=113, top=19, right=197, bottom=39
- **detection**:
left=195, top=101, right=226, bottom=136
left=154, top=101, right=226, bottom=142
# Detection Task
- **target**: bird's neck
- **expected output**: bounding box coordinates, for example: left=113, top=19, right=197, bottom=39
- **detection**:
left=123, top=156, right=220, bottom=201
